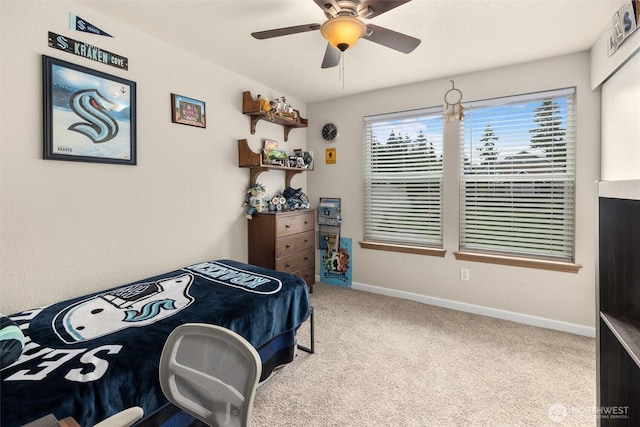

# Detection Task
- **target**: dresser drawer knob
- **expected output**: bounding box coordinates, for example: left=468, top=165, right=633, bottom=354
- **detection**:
left=285, top=224, right=291, bottom=228
left=286, top=244, right=291, bottom=248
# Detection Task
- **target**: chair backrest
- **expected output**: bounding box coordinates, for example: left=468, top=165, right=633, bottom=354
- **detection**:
left=159, top=323, right=262, bottom=427
left=93, top=406, right=144, bottom=427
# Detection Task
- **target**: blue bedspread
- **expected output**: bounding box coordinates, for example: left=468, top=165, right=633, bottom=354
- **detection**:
left=1, top=260, right=310, bottom=426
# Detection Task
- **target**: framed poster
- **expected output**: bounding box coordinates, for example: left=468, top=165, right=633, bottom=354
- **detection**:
left=42, top=55, right=136, bottom=165
left=171, top=94, right=206, bottom=128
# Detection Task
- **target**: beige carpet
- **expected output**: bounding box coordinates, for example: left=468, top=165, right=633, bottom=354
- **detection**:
left=252, top=283, right=596, bottom=427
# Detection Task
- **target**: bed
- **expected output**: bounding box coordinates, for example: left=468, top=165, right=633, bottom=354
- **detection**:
left=1, top=259, right=311, bottom=427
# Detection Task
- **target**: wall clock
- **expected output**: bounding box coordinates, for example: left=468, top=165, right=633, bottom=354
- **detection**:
left=321, top=123, right=339, bottom=142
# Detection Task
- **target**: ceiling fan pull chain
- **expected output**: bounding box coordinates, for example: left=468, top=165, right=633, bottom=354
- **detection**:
left=340, top=51, right=345, bottom=90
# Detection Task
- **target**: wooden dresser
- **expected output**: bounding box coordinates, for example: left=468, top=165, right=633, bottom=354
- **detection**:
left=248, top=209, right=315, bottom=291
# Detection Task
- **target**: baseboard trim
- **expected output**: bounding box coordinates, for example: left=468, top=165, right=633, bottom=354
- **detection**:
left=343, top=281, right=595, bottom=338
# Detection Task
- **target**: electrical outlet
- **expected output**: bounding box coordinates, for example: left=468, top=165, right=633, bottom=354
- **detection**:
left=460, top=268, right=470, bottom=281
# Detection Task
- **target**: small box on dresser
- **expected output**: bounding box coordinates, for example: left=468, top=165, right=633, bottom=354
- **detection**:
left=248, top=209, right=315, bottom=291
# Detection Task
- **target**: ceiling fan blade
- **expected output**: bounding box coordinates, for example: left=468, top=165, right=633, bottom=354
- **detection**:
left=321, top=43, right=341, bottom=68
left=252, top=24, right=321, bottom=40
left=362, top=24, right=421, bottom=53
left=358, top=0, right=412, bottom=19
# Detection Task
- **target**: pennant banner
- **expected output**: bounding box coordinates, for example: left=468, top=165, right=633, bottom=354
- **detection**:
left=70, top=13, right=113, bottom=37
left=48, top=32, right=129, bottom=70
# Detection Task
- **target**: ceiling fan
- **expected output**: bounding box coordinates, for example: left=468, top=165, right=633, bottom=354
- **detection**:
left=251, top=0, right=421, bottom=69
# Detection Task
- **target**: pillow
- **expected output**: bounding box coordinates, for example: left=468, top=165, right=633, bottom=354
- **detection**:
left=1, top=314, right=25, bottom=367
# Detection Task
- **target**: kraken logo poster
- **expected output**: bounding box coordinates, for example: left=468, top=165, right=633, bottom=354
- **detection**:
left=43, top=55, right=136, bottom=165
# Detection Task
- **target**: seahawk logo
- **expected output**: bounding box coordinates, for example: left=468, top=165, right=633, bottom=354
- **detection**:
left=53, top=273, right=195, bottom=344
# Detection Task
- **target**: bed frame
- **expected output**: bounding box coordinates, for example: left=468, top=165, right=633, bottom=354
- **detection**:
left=1, top=259, right=312, bottom=427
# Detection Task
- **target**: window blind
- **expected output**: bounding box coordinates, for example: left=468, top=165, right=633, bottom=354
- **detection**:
left=363, top=107, right=443, bottom=247
left=459, top=88, right=576, bottom=261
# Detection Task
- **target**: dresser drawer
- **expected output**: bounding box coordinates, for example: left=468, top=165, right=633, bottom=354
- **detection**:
left=276, top=211, right=315, bottom=237
left=295, top=266, right=316, bottom=286
left=276, top=248, right=314, bottom=273
left=276, top=230, right=315, bottom=258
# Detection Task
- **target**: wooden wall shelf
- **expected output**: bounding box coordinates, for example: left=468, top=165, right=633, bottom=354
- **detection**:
left=237, top=139, right=312, bottom=187
left=242, top=91, right=308, bottom=141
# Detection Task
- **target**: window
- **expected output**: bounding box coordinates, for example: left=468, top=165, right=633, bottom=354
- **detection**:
left=363, top=107, right=444, bottom=248
left=459, top=88, right=576, bottom=262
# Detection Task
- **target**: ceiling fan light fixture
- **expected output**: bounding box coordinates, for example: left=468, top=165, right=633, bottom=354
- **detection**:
left=320, top=16, right=366, bottom=51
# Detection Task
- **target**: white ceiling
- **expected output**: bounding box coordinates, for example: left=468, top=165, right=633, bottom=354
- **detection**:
left=81, top=0, right=620, bottom=104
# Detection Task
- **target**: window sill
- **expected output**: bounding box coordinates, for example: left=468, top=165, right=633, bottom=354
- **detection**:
left=454, top=251, right=582, bottom=273
left=359, top=241, right=446, bottom=257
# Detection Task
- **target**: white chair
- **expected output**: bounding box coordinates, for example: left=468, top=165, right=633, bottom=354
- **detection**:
left=93, top=407, right=144, bottom=427
left=159, top=324, right=262, bottom=427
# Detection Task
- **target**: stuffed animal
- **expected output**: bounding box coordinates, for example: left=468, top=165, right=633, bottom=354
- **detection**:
left=257, top=94, right=274, bottom=120
left=283, top=187, right=310, bottom=210
left=268, top=192, right=287, bottom=212
left=243, top=183, right=267, bottom=219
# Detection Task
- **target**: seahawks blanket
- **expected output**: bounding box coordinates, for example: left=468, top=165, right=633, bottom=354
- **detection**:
left=1, top=260, right=310, bottom=427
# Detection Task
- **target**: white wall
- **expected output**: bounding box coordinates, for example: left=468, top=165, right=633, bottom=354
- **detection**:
left=0, top=1, right=602, bottom=334
left=307, top=52, right=600, bottom=332
left=600, top=51, right=640, bottom=180
left=0, top=1, right=307, bottom=314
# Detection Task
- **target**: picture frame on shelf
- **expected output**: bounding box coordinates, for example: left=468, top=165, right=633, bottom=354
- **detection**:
left=171, top=94, right=206, bottom=128
left=42, top=55, right=137, bottom=165
left=292, top=149, right=314, bottom=168
left=263, top=139, right=278, bottom=162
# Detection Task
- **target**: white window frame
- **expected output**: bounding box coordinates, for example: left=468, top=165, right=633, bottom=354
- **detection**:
left=363, top=107, right=444, bottom=251
left=458, top=88, right=576, bottom=263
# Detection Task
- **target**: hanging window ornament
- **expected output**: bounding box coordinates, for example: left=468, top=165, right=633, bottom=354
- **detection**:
left=443, top=80, right=464, bottom=122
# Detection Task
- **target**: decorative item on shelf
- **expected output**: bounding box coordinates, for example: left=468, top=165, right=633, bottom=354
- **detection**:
left=238, top=139, right=313, bottom=190
left=242, top=92, right=307, bottom=141
left=292, top=149, right=314, bottom=169
left=272, top=96, right=299, bottom=121
left=266, top=149, right=288, bottom=166
left=288, top=154, right=304, bottom=168
left=258, top=94, right=274, bottom=120
left=283, top=187, right=310, bottom=210
left=243, top=183, right=268, bottom=219
left=443, top=80, right=464, bottom=123
left=268, top=193, right=288, bottom=212
left=279, top=97, right=288, bottom=118
left=262, top=139, right=278, bottom=162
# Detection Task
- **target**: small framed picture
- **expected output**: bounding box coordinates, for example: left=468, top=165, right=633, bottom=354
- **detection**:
left=171, top=94, right=206, bottom=128
left=42, top=55, right=137, bottom=165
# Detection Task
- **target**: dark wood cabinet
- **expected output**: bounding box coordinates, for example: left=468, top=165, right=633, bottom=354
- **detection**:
left=248, top=209, right=315, bottom=291
left=598, top=180, right=640, bottom=425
